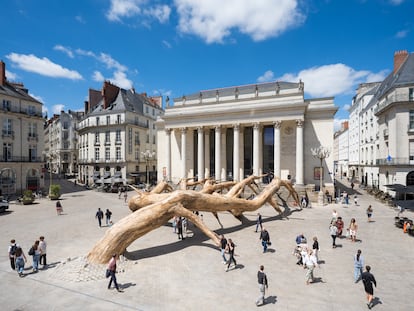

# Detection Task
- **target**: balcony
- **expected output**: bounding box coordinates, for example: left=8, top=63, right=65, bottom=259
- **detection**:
left=115, top=139, right=122, bottom=145
left=375, top=92, right=414, bottom=114
left=104, top=140, right=111, bottom=146
left=1, top=130, right=14, bottom=139
left=376, top=157, right=413, bottom=165
left=0, top=156, right=43, bottom=162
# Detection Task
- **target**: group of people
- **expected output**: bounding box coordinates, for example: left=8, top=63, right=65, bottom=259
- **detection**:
left=219, top=235, right=237, bottom=272
left=95, top=208, right=113, bottom=227
left=172, top=216, right=188, bottom=240
left=8, top=236, right=47, bottom=277
left=292, top=233, right=320, bottom=284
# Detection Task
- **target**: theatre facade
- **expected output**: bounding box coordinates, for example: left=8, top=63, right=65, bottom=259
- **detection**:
left=156, top=81, right=338, bottom=189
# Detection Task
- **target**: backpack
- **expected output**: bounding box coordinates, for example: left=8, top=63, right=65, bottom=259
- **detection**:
left=10, top=244, right=17, bottom=256
left=28, top=246, right=35, bottom=256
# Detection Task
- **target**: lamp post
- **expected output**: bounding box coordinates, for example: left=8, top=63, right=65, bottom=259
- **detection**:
left=141, top=150, right=155, bottom=190
left=311, top=146, right=330, bottom=206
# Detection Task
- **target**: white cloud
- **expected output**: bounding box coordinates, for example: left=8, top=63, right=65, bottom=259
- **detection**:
left=30, top=93, right=44, bottom=104
left=162, top=40, right=172, bottom=48
left=343, top=104, right=351, bottom=111
left=278, top=63, right=388, bottom=98
left=175, top=0, right=305, bottom=43
left=106, top=0, right=142, bottom=21
left=54, top=45, right=74, bottom=58
left=6, top=53, right=83, bottom=80
left=334, top=118, right=348, bottom=132
left=109, top=71, right=133, bottom=89
left=395, top=29, right=408, bottom=38
left=52, top=104, right=65, bottom=114
left=257, top=70, right=275, bottom=83
left=144, top=5, right=171, bottom=23
left=5, top=70, right=18, bottom=81
left=98, top=53, right=128, bottom=72
left=92, top=71, right=105, bottom=82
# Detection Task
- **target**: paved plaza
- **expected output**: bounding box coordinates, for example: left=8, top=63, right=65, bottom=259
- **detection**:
left=1, top=180, right=413, bottom=311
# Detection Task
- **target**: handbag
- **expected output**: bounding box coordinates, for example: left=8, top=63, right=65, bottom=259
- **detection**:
left=267, top=241, right=272, bottom=246
left=105, top=269, right=111, bottom=278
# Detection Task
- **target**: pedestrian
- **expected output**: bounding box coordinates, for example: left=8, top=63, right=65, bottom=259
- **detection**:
left=95, top=208, right=104, bottom=227
left=172, top=216, right=178, bottom=233
left=118, top=188, right=122, bottom=199
left=255, top=265, right=268, bottom=306
left=15, top=245, right=27, bottom=277
left=107, top=254, right=123, bottom=292
left=332, top=209, right=339, bottom=222
left=361, top=265, right=377, bottom=309
left=225, top=238, right=237, bottom=272
left=30, top=240, right=41, bottom=272
left=366, top=205, right=373, bottom=222
left=56, top=200, right=63, bottom=215
left=182, top=217, right=188, bottom=237
left=349, top=218, right=358, bottom=242
left=8, top=239, right=17, bottom=270
left=177, top=217, right=184, bottom=240
left=39, top=236, right=47, bottom=268
left=312, top=236, right=319, bottom=262
left=354, top=195, right=358, bottom=206
left=105, top=209, right=112, bottom=226
left=345, top=192, right=349, bottom=205
left=295, top=233, right=306, bottom=245
left=255, top=213, right=263, bottom=232
left=336, top=216, right=344, bottom=237
left=351, top=182, right=355, bottom=190
left=124, top=191, right=128, bottom=203
left=329, top=221, right=338, bottom=248
left=259, top=228, right=270, bottom=253
left=220, top=235, right=227, bottom=264
left=354, top=249, right=364, bottom=283
left=304, top=249, right=319, bottom=285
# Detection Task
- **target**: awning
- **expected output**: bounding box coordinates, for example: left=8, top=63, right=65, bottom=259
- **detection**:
left=103, top=178, right=112, bottom=184
left=103, top=172, right=111, bottom=179
left=113, top=177, right=125, bottom=183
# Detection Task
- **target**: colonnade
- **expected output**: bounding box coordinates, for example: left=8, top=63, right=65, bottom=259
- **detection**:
left=164, top=120, right=304, bottom=184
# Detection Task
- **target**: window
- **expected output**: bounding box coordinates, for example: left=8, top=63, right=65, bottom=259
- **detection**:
left=105, top=131, right=110, bottom=143
left=135, top=132, right=140, bottom=145
left=3, top=118, right=12, bottom=135
left=116, top=147, right=121, bottom=160
left=152, top=108, right=155, bottom=116
left=3, top=143, right=12, bottom=161
left=63, top=142, right=69, bottom=149
left=95, top=132, right=100, bottom=144
left=106, top=116, right=110, bottom=125
left=29, top=146, right=37, bottom=162
left=117, top=115, right=121, bottom=124
left=410, top=110, right=414, bottom=130
left=153, top=135, right=156, bottom=144
left=63, top=153, right=69, bottom=161
left=28, top=123, right=37, bottom=137
left=409, top=88, right=414, bottom=101
left=135, top=148, right=140, bottom=160
left=2, top=100, right=11, bottom=111
left=146, top=134, right=149, bottom=143
left=128, top=128, right=132, bottom=154
left=63, top=121, right=69, bottom=129
left=145, top=106, right=149, bottom=113
left=116, top=130, right=121, bottom=142
left=28, top=105, right=36, bottom=115
left=95, top=148, right=100, bottom=161
left=96, top=117, right=100, bottom=126
left=105, top=147, right=110, bottom=161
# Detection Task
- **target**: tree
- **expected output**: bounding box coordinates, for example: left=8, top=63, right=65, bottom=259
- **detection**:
left=87, top=175, right=300, bottom=264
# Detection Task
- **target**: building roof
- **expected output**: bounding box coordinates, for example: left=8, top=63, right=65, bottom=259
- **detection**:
left=0, top=81, right=42, bottom=104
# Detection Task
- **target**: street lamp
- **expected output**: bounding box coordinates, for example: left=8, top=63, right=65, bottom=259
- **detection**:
left=311, top=146, right=330, bottom=206
left=141, top=150, right=155, bottom=189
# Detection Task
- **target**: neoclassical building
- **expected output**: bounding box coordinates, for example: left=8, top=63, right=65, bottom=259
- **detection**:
left=157, top=81, right=338, bottom=190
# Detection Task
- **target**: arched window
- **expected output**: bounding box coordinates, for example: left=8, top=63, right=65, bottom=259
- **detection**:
left=407, top=171, right=414, bottom=186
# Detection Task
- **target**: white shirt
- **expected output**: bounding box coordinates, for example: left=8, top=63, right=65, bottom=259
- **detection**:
left=39, top=240, right=47, bottom=253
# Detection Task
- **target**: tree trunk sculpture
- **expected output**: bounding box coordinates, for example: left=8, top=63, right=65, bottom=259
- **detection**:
left=87, top=176, right=300, bottom=264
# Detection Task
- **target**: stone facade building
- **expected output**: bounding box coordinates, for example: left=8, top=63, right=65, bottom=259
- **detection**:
left=156, top=81, right=338, bottom=191
left=0, top=61, right=44, bottom=195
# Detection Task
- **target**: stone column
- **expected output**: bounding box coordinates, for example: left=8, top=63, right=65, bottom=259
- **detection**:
left=273, top=121, right=281, bottom=178
left=233, top=124, right=240, bottom=181
left=181, top=128, right=187, bottom=179
left=197, top=126, right=204, bottom=180
left=165, top=128, right=171, bottom=181
left=215, top=126, right=221, bottom=181
left=295, top=120, right=304, bottom=185
left=204, top=129, right=210, bottom=178
left=253, top=123, right=260, bottom=176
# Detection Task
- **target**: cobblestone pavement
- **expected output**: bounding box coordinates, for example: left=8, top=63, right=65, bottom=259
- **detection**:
left=0, top=181, right=413, bottom=310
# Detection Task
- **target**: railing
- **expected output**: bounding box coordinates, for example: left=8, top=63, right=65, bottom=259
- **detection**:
left=77, top=118, right=149, bottom=130
left=1, top=130, right=14, bottom=138
left=376, top=157, right=413, bottom=165
left=78, top=158, right=125, bottom=163
left=0, top=156, right=43, bottom=162
left=374, top=92, right=414, bottom=114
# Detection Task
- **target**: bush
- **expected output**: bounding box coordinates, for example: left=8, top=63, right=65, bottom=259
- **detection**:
left=49, top=184, right=61, bottom=200
left=22, top=190, right=35, bottom=205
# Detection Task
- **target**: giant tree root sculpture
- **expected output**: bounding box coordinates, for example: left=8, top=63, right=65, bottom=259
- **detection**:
left=87, top=176, right=300, bottom=264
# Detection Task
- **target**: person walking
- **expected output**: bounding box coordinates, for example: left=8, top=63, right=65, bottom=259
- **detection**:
left=220, top=235, right=228, bottom=264
left=95, top=208, right=104, bottom=227
left=361, top=265, right=377, bottom=309
left=366, top=205, right=373, bottom=222
left=39, top=236, right=47, bottom=268
left=349, top=218, right=358, bottom=242
left=255, top=265, right=268, bottom=306
left=105, top=209, right=112, bottom=226
left=255, top=213, right=263, bottom=232
left=107, top=254, right=123, bottom=292
left=226, top=238, right=237, bottom=272
left=336, top=217, right=344, bottom=238
left=124, top=191, right=128, bottom=203
left=312, top=236, right=319, bottom=262
left=8, top=239, right=17, bottom=270
left=259, top=228, right=270, bottom=253
left=15, top=245, right=27, bottom=277
left=30, top=240, right=41, bottom=272
left=329, top=221, right=338, bottom=248
left=354, top=249, right=364, bottom=283
left=304, top=249, right=319, bottom=285
left=177, top=217, right=185, bottom=240
left=56, top=200, right=63, bottom=215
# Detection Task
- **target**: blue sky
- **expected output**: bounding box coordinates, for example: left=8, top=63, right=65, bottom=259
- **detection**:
left=1, top=0, right=412, bottom=129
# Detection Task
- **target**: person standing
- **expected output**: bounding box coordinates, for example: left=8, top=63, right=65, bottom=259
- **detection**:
left=220, top=235, right=227, bottom=264
left=39, top=236, right=47, bottom=268
left=354, top=249, right=364, bottom=283
left=124, top=191, right=128, bottom=203
left=361, top=265, right=377, bottom=309
left=107, top=254, right=123, bottom=292
left=8, top=239, right=17, bottom=270
left=255, top=213, right=263, bottom=232
left=367, top=205, right=373, bottom=222
left=312, top=236, right=319, bottom=262
left=336, top=217, right=344, bottom=237
left=56, top=200, right=63, bottom=215
left=95, top=208, right=104, bottom=227
left=259, top=228, right=270, bottom=253
left=226, top=238, right=237, bottom=272
left=105, top=209, right=112, bottom=226
left=15, top=245, right=27, bottom=277
left=304, top=249, right=319, bottom=285
left=255, top=265, right=268, bottom=306
left=349, top=218, right=358, bottom=242
left=177, top=217, right=184, bottom=240
left=30, top=240, right=41, bottom=272
left=329, top=221, right=338, bottom=248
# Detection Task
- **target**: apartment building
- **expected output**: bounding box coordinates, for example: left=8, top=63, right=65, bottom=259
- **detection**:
left=77, top=81, right=164, bottom=186
left=0, top=61, right=44, bottom=195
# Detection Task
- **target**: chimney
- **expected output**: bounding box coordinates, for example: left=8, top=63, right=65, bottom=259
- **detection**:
left=84, top=101, right=89, bottom=114
left=0, top=60, right=6, bottom=86
left=393, top=50, right=408, bottom=74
